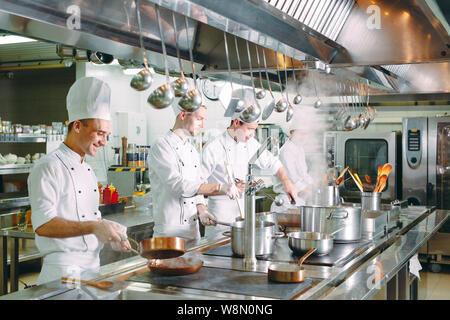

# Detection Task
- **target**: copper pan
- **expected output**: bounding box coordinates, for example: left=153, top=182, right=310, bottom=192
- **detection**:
left=147, top=256, right=203, bottom=276
left=268, top=248, right=317, bottom=283
left=129, top=237, right=186, bottom=260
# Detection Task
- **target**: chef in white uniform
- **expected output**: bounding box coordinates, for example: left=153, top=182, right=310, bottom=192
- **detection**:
left=202, top=116, right=298, bottom=238
left=271, top=122, right=313, bottom=212
left=149, top=105, right=241, bottom=240
left=28, top=77, right=130, bottom=285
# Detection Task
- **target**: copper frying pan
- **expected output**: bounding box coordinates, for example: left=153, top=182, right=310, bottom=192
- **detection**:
left=147, top=256, right=203, bottom=276
left=129, top=237, right=186, bottom=260
left=268, top=248, right=317, bottom=283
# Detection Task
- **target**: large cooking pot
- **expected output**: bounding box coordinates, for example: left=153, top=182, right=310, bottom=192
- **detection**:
left=224, top=220, right=282, bottom=256
left=300, top=205, right=348, bottom=234
left=235, top=211, right=278, bottom=231
left=328, top=205, right=362, bottom=242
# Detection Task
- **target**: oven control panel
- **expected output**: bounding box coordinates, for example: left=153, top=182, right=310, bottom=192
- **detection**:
left=405, top=118, right=423, bottom=168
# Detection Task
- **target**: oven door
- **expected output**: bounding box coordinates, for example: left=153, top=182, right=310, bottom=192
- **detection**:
left=335, top=131, right=399, bottom=201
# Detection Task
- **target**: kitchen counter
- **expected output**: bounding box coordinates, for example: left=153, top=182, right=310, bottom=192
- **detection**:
left=0, top=205, right=448, bottom=300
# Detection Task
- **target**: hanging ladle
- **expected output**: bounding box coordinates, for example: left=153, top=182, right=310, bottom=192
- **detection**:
left=147, top=5, right=175, bottom=109
left=311, top=71, right=322, bottom=109
left=290, top=57, right=302, bottom=105
left=178, top=15, right=203, bottom=113
left=238, top=39, right=261, bottom=123
left=170, top=12, right=188, bottom=98
left=261, top=47, right=276, bottom=121
left=254, top=45, right=266, bottom=100
left=274, top=52, right=288, bottom=113
left=130, top=0, right=153, bottom=91
left=223, top=31, right=245, bottom=117
left=233, top=35, right=247, bottom=114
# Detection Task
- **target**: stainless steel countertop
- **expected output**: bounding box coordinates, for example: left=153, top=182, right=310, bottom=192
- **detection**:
left=1, top=205, right=448, bottom=300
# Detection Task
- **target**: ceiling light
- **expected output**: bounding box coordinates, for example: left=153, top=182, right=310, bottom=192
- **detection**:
left=0, top=35, right=37, bottom=45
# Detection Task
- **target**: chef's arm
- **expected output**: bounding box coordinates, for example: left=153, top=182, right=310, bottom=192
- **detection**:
left=35, top=217, right=122, bottom=243
left=276, top=167, right=298, bottom=203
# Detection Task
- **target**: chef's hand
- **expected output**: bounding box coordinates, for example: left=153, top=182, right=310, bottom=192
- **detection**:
left=283, top=181, right=298, bottom=205
left=220, top=183, right=241, bottom=200
left=93, top=219, right=126, bottom=247
left=197, top=205, right=216, bottom=226
left=234, top=179, right=246, bottom=194
left=107, top=220, right=131, bottom=252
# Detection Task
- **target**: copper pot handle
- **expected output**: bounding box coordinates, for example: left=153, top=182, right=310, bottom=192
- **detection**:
left=127, top=237, right=140, bottom=255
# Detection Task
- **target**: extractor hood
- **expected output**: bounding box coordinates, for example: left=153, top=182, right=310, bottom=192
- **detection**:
left=0, top=0, right=448, bottom=100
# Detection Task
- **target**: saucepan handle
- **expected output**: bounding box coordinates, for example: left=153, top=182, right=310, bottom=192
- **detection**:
left=126, top=237, right=141, bottom=255
left=223, top=230, right=231, bottom=237
left=271, top=231, right=285, bottom=239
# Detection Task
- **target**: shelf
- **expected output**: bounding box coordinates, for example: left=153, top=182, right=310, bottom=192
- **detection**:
left=0, top=133, right=47, bottom=143
left=0, top=164, right=34, bottom=174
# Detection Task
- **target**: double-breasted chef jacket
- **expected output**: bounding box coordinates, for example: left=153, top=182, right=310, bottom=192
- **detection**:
left=28, top=142, right=103, bottom=285
left=149, top=130, right=206, bottom=240
left=201, top=131, right=282, bottom=238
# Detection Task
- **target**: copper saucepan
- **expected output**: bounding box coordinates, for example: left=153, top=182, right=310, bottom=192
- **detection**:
left=147, top=256, right=203, bottom=276
left=268, top=248, right=317, bottom=283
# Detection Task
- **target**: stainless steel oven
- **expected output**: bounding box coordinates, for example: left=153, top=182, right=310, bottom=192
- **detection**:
left=324, top=131, right=402, bottom=201
left=403, top=116, right=450, bottom=209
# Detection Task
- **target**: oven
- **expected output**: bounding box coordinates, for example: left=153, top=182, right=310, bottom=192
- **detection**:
left=324, top=131, right=402, bottom=201
left=402, top=116, right=450, bottom=209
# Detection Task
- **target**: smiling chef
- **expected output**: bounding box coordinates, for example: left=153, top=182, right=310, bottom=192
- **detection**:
left=28, top=77, right=130, bottom=285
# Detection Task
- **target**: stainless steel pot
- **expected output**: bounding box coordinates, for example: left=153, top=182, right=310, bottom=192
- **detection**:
left=314, top=186, right=343, bottom=206
left=287, top=231, right=333, bottom=256
left=328, top=205, right=362, bottom=242
left=300, top=205, right=348, bottom=234
left=226, top=220, right=281, bottom=256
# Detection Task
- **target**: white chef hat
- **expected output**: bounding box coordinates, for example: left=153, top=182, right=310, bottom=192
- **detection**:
left=231, top=87, right=257, bottom=120
left=66, top=77, right=111, bottom=123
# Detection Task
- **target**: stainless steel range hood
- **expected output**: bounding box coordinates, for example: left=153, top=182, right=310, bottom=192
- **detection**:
left=0, top=0, right=448, bottom=99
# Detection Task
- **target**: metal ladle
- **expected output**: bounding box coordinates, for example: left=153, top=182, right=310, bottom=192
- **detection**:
left=170, top=12, right=188, bottom=98
left=130, top=0, right=153, bottom=91
left=290, top=57, right=302, bottom=105
left=274, top=52, right=288, bottom=113
left=233, top=35, right=246, bottom=114
left=147, top=5, right=175, bottom=109
left=239, top=39, right=261, bottom=123
left=261, top=47, right=276, bottom=121
left=254, top=45, right=266, bottom=100
left=178, top=15, right=203, bottom=113
left=311, top=71, right=322, bottom=109
left=223, top=31, right=245, bottom=117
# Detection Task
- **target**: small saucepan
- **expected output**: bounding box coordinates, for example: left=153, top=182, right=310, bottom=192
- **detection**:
left=268, top=248, right=317, bottom=283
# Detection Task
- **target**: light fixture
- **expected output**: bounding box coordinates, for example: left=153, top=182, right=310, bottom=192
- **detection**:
left=0, top=35, right=37, bottom=45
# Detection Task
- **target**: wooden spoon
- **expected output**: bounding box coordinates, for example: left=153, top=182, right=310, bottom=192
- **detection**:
left=354, top=173, right=363, bottom=189
left=381, top=163, right=392, bottom=177
left=348, top=170, right=364, bottom=192
left=375, top=174, right=387, bottom=192
left=335, top=166, right=349, bottom=185
left=61, top=277, right=114, bottom=290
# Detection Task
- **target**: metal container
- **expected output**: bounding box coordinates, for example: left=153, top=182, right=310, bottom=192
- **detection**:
left=328, top=205, right=362, bottom=242
left=300, top=205, right=348, bottom=234
left=287, top=231, right=334, bottom=255
left=314, top=186, right=343, bottom=206
left=361, top=192, right=381, bottom=211
left=229, top=220, right=277, bottom=256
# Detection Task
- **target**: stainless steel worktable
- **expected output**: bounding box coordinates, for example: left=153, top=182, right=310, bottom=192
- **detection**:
left=0, top=205, right=448, bottom=300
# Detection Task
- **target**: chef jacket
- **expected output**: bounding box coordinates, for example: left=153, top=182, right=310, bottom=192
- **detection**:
left=28, top=143, right=103, bottom=284
left=271, top=139, right=313, bottom=211
left=149, top=130, right=206, bottom=240
left=201, top=131, right=282, bottom=237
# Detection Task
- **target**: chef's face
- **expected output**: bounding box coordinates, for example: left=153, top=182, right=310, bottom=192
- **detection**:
left=233, top=120, right=258, bottom=142
left=181, top=106, right=207, bottom=137
left=77, top=119, right=111, bottom=157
